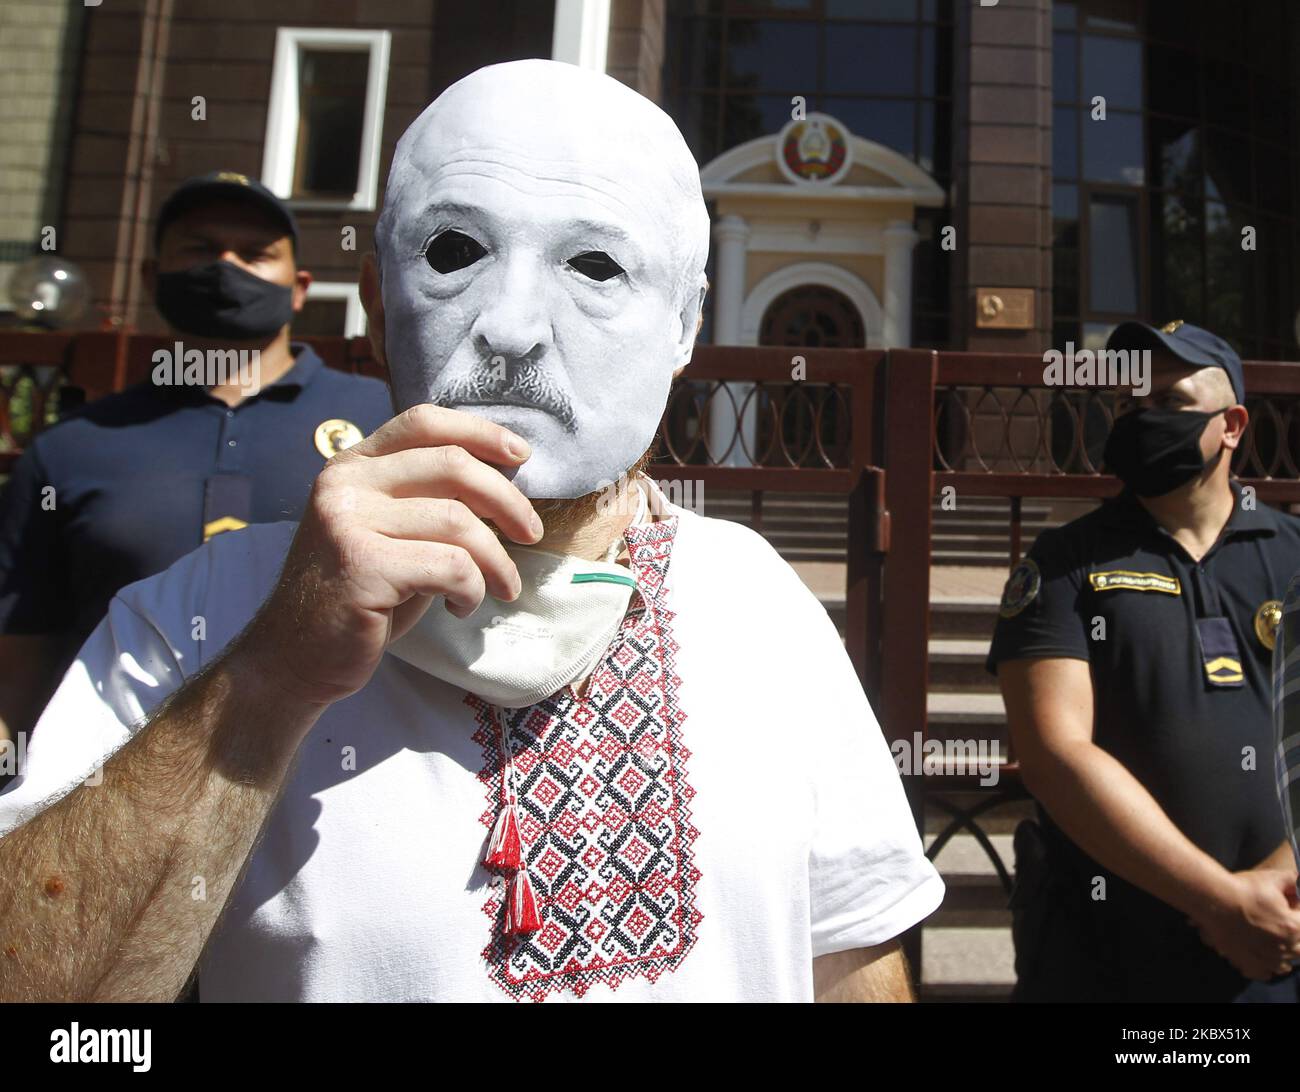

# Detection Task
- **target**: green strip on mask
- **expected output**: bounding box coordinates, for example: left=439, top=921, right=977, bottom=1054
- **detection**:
left=571, top=572, right=637, bottom=588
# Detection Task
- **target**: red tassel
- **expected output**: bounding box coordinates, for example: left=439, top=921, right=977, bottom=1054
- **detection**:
left=505, top=870, right=542, bottom=935
left=484, top=805, right=522, bottom=870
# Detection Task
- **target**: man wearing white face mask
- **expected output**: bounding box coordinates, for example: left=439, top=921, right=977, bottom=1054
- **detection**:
left=0, top=60, right=942, bottom=1004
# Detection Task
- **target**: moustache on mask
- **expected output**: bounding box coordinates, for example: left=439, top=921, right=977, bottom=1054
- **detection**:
left=430, top=360, right=578, bottom=433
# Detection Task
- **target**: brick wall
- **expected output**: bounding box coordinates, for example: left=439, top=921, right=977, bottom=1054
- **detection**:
left=607, top=0, right=665, bottom=103
left=951, top=0, right=1052, bottom=352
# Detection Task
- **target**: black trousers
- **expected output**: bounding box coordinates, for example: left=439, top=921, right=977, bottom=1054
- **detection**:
left=1010, top=819, right=1299, bottom=1003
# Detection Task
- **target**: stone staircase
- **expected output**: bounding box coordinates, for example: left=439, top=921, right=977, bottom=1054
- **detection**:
left=700, top=489, right=1033, bottom=1000
left=932, top=500, right=1055, bottom=566
left=920, top=585, right=1026, bottom=1002
left=702, top=489, right=1056, bottom=565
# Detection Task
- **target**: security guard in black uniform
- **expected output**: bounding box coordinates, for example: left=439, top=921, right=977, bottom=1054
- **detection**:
left=0, top=172, right=392, bottom=746
left=989, top=320, right=1300, bottom=1002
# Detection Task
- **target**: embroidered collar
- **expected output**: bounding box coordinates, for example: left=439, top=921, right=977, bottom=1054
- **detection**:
left=467, top=506, right=701, bottom=1001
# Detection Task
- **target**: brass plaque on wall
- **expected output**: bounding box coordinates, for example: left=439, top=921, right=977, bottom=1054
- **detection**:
left=975, top=288, right=1035, bottom=330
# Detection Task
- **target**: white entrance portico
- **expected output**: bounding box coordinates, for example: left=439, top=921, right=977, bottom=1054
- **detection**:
left=699, top=113, right=945, bottom=465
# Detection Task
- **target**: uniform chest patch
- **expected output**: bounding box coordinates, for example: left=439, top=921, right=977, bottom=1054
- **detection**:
left=999, top=558, right=1041, bottom=619
left=1088, top=570, right=1181, bottom=595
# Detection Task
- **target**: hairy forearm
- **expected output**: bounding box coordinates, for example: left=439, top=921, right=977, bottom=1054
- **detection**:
left=0, top=640, right=325, bottom=1002
left=814, top=940, right=914, bottom=1002
left=1026, top=741, right=1231, bottom=918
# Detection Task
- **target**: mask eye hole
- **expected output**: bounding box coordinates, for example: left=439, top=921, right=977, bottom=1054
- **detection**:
left=424, top=230, right=486, bottom=274
left=567, top=251, right=625, bottom=282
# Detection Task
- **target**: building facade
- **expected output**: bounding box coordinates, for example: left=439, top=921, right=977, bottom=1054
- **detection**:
left=2, top=0, right=1298, bottom=361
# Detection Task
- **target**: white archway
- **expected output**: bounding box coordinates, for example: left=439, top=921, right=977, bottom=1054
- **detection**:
left=740, top=261, right=884, bottom=348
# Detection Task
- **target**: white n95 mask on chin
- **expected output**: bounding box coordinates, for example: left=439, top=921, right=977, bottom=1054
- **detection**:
left=386, top=484, right=648, bottom=709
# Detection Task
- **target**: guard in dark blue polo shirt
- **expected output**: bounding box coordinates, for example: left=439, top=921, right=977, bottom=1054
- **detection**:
left=989, top=320, right=1300, bottom=1002
left=0, top=172, right=391, bottom=745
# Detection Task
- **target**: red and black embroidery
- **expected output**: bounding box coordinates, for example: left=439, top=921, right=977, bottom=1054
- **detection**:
left=469, top=516, right=702, bottom=1002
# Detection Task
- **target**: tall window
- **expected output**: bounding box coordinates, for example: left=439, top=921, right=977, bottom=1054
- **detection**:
left=262, top=29, right=391, bottom=211
left=1052, top=0, right=1299, bottom=358
left=663, top=0, right=954, bottom=347
left=294, top=50, right=370, bottom=200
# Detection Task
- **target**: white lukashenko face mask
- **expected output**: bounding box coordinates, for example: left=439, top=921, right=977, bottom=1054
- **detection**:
left=387, top=485, right=650, bottom=708
left=373, top=58, right=711, bottom=499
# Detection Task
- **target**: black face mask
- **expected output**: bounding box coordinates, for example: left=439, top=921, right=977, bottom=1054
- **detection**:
left=1103, top=405, right=1228, bottom=497
left=154, top=259, right=293, bottom=340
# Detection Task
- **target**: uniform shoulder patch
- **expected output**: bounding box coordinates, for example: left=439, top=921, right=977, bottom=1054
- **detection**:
left=999, top=558, right=1041, bottom=619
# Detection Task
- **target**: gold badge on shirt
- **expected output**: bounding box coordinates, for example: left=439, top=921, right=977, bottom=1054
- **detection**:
left=1255, top=599, right=1283, bottom=652
left=314, top=418, right=364, bottom=459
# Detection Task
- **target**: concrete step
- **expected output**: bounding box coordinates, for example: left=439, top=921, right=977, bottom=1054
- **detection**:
left=931, top=596, right=1002, bottom=637
left=705, top=491, right=1062, bottom=566
left=927, top=829, right=1015, bottom=870
left=934, top=501, right=1054, bottom=516
left=920, top=694, right=1012, bottom=771
left=919, top=824, right=1021, bottom=1000
left=926, top=886, right=1011, bottom=926
left=756, top=528, right=848, bottom=542
left=934, top=519, right=1052, bottom=535
left=930, top=670, right=999, bottom=694
left=706, top=496, right=845, bottom=517
left=919, top=926, right=1016, bottom=995
left=934, top=531, right=1047, bottom=546
left=710, top=492, right=1053, bottom=516
left=927, top=690, right=1007, bottom=728
left=933, top=549, right=1015, bottom=565
left=929, top=637, right=997, bottom=692
left=929, top=637, right=990, bottom=660
left=722, top=519, right=1053, bottom=539
left=933, top=522, right=1054, bottom=538
left=708, top=491, right=845, bottom=506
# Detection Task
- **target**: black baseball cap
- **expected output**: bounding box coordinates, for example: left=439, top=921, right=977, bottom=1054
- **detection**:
left=1105, top=319, right=1245, bottom=404
left=154, top=170, right=299, bottom=252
